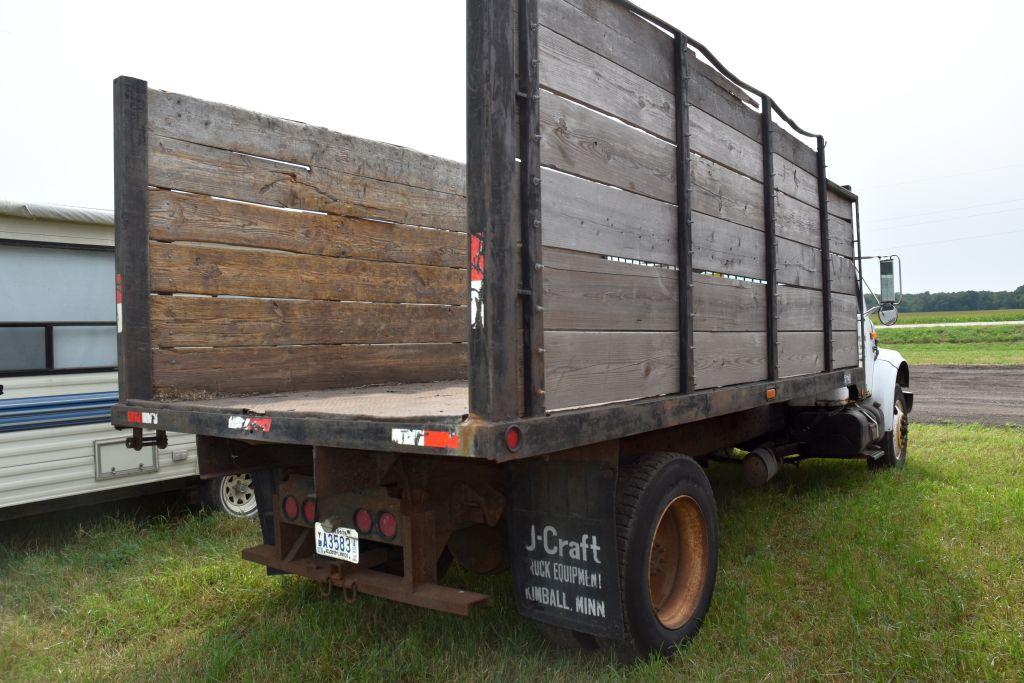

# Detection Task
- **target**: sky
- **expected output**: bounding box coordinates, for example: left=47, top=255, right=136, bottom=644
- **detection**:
left=1, top=0, right=1022, bottom=294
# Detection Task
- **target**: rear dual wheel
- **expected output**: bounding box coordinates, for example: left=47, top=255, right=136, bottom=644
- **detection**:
left=611, top=452, right=719, bottom=659
left=537, top=453, right=718, bottom=659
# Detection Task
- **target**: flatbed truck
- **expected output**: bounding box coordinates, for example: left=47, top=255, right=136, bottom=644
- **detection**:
left=110, top=0, right=911, bottom=658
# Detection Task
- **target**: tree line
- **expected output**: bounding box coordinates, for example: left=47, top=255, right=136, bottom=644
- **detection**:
left=865, top=284, right=1024, bottom=312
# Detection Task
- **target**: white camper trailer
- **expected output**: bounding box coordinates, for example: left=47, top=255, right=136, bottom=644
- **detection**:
left=0, top=199, right=254, bottom=519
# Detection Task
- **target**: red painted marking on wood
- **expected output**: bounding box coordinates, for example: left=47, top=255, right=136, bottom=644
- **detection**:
left=423, top=430, right=460, bottom=449
left=126, top=410, right=142, bottom=424
left=470, top=234, right=484, bottom=282
left=115, top=273, right=123, bottom=304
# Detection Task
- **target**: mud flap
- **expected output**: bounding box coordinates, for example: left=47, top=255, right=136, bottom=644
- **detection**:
left=508, top=451, right=624, bottom=640
left=251, top=469, right=285, bottom=576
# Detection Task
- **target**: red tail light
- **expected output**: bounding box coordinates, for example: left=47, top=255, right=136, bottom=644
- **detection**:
left=301, top=498, right=317, bottom=524
left=504, top=425, right=522, bottom=452
left=377, top=511, right=398, bottom=540
left=282, top=495, right=299, bottom=521
left=353, top=508, right=373, bottom=534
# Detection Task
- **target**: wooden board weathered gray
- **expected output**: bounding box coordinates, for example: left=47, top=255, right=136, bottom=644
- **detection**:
left=149, top=189, right=465, bottom=268
left=539, top=90, right=676, bottom=203
left=153, top=343, right=468, bottom=398
left=540, top=168, right=676, bottom=265
left=544, top=330, right=679, bottom=409
left=543, top=249, right=678, bottom=331
left=693, top=276, right=767, bottom=332
left=148, top=134, right=465, bottom=232
left=149, top=241, right=466, bottom=305
left=150, top=296, right=466, bottom=348
left=694, top=332, right=768, bottom=389
left=148, top=89, right=465, bottom=197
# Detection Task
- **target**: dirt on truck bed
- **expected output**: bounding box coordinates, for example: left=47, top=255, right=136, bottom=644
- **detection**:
left=911, top=365, right=1024, bottom=427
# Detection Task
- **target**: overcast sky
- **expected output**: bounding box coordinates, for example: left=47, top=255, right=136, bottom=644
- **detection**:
left=1, top=0, right=1022, bottom=293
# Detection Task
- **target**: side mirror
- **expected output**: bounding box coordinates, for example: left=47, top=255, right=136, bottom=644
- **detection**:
left=879, top=257, right=901, bottom=305
left=878, top=303, right=898, bottom=326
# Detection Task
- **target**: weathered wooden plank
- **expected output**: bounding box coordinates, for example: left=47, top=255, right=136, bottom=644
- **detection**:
left=148, top=89, right=465, bottom=197
left=827, top=189, right=854, bottom=220
left=540, top=168, right=676, bottom=264
left=544, top=330, right=679, bottom=409
left=773, top=153, right=820, bottom=208
left=777, top=237, right=822, bottom=290
left=543, top=249, right=678, bottom=331
left=833, top=331, right=859, bottom=368
left=693, top=275, right=767, bottom=332
left=774, top=191, right=820, bottom=249
left=148, top=241, right=466, bottom=305
left=832, top=293, right=860, bottom=331
left=693, top=331, right=767, bottom=389
left=537, top=0, right=673, bottom=91
left=779, top=331, right=826, bottom=377
left=828, top=214, right=855, bottom=257
left=770, top=126, right=817, bottom=177
left=538, top=25, right=675, bottom=140
left=148, top=189, right=465, bottom=268
left=691, top=154, right=765, bottom=231
left=692, top=213, right=765, bottom=280
left=774, top=288, right=862, bottom=337
left=689, top=106, right=763, bottom=181
left=150, top=295, right=466, bottom=348
left=153, top=343, right=468, bottom=398
left=539, top=90, right=675, bottom=203
left=148, top=135, right=466, bottom=232
left=830, top=253, right=859, bottom=295
left=778, top=285, right=824, bottom=331
left=687, top=58, right=760, bottom=142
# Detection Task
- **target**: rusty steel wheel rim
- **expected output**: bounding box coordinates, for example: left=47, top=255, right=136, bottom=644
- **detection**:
left=648, top=495, right=709, bottom=630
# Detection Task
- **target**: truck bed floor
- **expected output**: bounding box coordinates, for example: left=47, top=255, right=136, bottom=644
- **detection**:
left=174, top=381, right=469, bottom=421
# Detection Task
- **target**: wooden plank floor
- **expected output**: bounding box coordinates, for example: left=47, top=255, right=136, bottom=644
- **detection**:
left=176, top=381, right=469, bottom=420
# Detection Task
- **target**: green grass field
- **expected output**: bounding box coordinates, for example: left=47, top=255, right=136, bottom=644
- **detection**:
left=3, top=424, right=1023, bottom=681
left=883, top=309, right=1024, bottom=325
left=876, top=324, right=1024, bottom=365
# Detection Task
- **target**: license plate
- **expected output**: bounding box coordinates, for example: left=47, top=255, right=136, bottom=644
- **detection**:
left=314, top=523, right=359, bottom=563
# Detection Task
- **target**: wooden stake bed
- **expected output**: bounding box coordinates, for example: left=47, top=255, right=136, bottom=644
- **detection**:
left=112, top=0, right=867, bottom=463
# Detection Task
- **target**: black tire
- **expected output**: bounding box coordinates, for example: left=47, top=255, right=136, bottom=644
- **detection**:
left=870, top=386, right=908, bottom=470
left=604, top=452, right=719, bottom=660
left=201, top=474, right=258, bottom=518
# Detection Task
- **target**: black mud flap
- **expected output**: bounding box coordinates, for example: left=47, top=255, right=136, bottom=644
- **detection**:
left=508, top=452, right=623, bottom=640
left=251, top=469, right=286, bottom=576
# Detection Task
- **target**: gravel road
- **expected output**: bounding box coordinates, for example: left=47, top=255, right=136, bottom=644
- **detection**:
left=909, top=365, right=1024, bottom=427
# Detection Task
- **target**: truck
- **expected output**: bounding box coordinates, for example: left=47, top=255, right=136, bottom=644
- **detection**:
left=109, top=0, right=911, bottom=658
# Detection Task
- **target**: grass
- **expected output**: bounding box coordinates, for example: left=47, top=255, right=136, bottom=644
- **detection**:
left=2, top=424, right=1024, bottom=680
left=884, top=309, right=1024, bottom=325
left=876, top=324, right=1024, bottom=365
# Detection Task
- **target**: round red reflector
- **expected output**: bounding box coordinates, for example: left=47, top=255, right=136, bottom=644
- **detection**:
left=301, top=498, right=317, bottom=524
left=504, top=425, right=522, bottom=452
left=282, top=495, right=299, bottom=521
left=377, top=511, right=398, bottom=540
left=353, top=508, right=373, bottom=534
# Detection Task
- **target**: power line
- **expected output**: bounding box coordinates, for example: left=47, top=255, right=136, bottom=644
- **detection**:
left=862, top=206, right=1024, bottom=232
left=871, top=227, right=1024, bottom=250
left=860, top=162, right=1024, bottom=190
left=868, top=196, right=1024, bottom=225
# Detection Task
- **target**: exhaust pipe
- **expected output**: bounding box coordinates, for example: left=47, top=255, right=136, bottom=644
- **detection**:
left=743, top=447, right=779, bottom=487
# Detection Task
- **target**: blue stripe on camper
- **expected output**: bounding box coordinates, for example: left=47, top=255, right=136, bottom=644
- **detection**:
left=0, top=391, right=118, bottom=433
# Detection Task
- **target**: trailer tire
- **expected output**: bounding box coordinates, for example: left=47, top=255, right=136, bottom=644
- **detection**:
left=202, top=474, right=258, bottom=518
left=870, top=385, right=908, bottom=470
left=604, top=452, right=718, bottom=659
